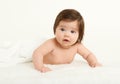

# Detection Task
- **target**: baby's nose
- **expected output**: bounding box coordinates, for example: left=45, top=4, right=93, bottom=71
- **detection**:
left=64, top=31, right=70, bottom=36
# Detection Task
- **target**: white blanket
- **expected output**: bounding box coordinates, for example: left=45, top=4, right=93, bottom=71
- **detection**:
left=0, top=60, right=120, bottom=84
left=0, top=40, right=44, bottom=66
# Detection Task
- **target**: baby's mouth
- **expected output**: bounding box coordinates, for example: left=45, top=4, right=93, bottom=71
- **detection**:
left=63, top=39, right=69, bottom=42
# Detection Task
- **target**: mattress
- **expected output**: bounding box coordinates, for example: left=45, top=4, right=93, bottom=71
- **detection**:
left=0, top=59, right=120, bottom=84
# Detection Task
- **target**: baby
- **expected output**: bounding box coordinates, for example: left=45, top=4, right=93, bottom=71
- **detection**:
left=32, top=9, right=102, bottom=73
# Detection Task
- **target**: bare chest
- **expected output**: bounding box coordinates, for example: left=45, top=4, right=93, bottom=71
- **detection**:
left=46, top=47, right=77, bottom=64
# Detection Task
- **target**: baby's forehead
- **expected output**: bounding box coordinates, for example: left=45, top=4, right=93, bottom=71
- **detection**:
left=58, top=20, right=79, bottom=30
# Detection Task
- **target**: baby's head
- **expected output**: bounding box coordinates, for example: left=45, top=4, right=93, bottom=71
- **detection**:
left=53, top=9, right=84, bottom=43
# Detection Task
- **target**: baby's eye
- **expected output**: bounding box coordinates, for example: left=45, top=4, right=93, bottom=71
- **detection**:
left=60, top=28, right=65, bottom=31
left=71, top=30, right=76, bottom=33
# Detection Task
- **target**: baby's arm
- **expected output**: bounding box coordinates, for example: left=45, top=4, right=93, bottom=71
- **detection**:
left=77, top=43, right=102, bottom=67
left=84, top=53, right=102, bottom=67
left=32, top=39, right=53, bottom=72
left=33, top=51, right=51, bottom=72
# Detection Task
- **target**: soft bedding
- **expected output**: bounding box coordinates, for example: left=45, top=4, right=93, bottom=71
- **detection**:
left=0, top=59, right=120, bottom=84
left=0, top=40, right=120, bottom=84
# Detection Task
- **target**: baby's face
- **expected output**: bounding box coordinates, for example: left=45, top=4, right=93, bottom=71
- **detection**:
left=55, top=20, right=79, bottom=48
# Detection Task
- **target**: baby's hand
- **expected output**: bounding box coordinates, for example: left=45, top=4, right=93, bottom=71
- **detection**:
left=95, top=62, right=102, bottom=67
left=89, top=62, right=102, bottom=68
left=41, top=66, right=52, bottom=73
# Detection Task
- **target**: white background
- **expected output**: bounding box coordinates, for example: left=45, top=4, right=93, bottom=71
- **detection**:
left=0, top=0, right=120, bottom=63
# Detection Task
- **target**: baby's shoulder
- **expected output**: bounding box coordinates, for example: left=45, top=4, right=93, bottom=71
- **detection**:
left=75, top=43, right=83, bottom=48
left=45, top=38, right=55, bottom=43
left=42, top=38, right=56, bottom=46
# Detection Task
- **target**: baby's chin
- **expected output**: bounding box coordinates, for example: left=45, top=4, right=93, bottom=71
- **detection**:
left=60, top=44, right=72, bottom=49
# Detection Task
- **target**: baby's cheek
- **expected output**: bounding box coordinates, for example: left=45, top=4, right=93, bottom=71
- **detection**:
left=73, top=36, right=78, bottom=42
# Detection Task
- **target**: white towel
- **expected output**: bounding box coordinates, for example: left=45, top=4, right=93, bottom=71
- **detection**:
left=0, top=40, right=42, bottom=66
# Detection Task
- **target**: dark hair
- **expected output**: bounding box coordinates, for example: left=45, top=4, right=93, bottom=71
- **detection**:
left=53, top=9, right=84, bottom=43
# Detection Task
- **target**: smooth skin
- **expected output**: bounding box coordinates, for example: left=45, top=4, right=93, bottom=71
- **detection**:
left=33, top=20, right=102, bottom=73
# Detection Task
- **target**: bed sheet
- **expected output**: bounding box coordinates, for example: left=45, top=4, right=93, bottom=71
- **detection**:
left=0, top=59, right=120, bottom=84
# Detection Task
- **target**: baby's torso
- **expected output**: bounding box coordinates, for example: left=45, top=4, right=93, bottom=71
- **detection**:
left=43, top=45, right=78, bottom=64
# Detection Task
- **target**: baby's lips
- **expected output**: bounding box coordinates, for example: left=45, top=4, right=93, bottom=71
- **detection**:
left=63, top=39, right=69, bottom=42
